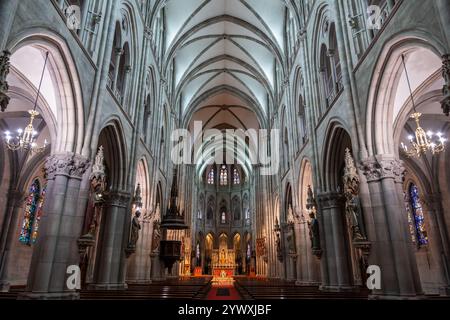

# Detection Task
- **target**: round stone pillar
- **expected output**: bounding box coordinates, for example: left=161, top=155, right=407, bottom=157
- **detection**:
left=90, top=191, right=131, bottom=290
left=22, top=153, right=90, bottom=299
left=361, top=156, right=423, bottom=298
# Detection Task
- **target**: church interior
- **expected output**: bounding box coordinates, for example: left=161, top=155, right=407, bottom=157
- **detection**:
left=0, top=0, right=450, bottom=301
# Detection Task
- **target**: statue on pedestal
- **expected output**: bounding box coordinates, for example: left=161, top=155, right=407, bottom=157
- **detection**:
left=151, top=220, right=161, bottom=253
left=287, top=204, right=295, bottom=224
left=343, top=148, right=366, bottom=242
left=306, top=185, right=322, bottom=258
left=286, top=226, right=296, bottom=254
left=129, top=210, right=141, bottom=248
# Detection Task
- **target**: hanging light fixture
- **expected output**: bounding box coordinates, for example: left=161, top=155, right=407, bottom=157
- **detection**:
left=400, top=54, right=446, bottom=158
left=3, top=51, right=49, bottom=154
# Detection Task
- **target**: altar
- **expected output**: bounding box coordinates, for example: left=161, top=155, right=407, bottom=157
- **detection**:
left=211, top=248, right=235, bottom=282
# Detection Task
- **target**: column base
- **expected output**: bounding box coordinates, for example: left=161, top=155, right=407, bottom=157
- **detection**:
left=87, top=283, right=128, bottom=290
left=295, top=280, right=320, bottom=286
left=368, top=293, right=424, bottom=300
left=439, top=286, right=450, bottom=296
left=0, top=280, right=10, bottom=292
left=18, top=291, right=80, bottom=300
left=126, top=280, right=152, bottom=285
left=150, top=277, right=166, bottom=282
left=319, top=285, right=360, bottom=292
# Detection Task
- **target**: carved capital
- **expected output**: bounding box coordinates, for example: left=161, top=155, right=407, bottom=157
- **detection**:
left=106, top=191, right=131, bottom=208
left=45, top=153, right=90, bottom=179
left=144, top=27, right=153, bottom=40
left=317, top=192, right=343, bottom=209
left=360, top=158, right=405, bottom=183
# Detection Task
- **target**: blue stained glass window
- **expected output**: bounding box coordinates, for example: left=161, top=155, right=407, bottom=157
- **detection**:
left=409, top=184, right=428, bottom=247
left=19, top=179, right=41, bottom=245
left=31, top=182, right=46, bottom=244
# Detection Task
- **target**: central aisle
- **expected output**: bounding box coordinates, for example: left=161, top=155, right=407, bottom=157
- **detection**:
left=206, top=282, right=242, bottom=300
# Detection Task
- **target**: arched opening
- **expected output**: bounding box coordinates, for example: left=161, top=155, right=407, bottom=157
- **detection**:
left=298, top=159, right=321, bottom=284
left=322, top=124, right=363, bottom=287
left=233, top=233, right=242, bottom=274
left=126, top=159, right=152, bottom=283
left=0, top=36, right=83, bottom=290
left=319, top=43, right=333, bottom=108
left=204, top=233, right=214, bottom=275
left=368, top=39, right=450, bottom=294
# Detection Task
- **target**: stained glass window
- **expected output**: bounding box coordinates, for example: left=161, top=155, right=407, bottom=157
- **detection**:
left=31, top=182, right=46, bottom=244
left=196, top=243, right=200, bottom=259
left=233, top=168, right=240, bottom=185
left=219, top=165, right=228, bottom=185
left=403, top=192, right=416, bottom=244
left=207, top=168, right=214, bottom=184
left=408, top=184, right=428, bottom=247
left=197, top=210, right=202, bottom=220
left=19, top=179, right=41, bottom=245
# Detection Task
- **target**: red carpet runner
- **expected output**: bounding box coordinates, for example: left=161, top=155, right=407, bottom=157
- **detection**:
left=206, top=283, right=241, bottom=300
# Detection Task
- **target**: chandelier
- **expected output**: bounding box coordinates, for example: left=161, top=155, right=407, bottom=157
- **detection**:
left=3, top=52, right=49, bottom=154
left=400, top=54, right=446, bottom=157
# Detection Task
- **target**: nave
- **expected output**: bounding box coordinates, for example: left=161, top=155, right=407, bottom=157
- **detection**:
left=0, top=276, right=373, bottom=300
left=0, top=0, right=450, bottom=301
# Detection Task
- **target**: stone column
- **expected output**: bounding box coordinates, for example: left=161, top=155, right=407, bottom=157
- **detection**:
left=90, top=192, right=131, bottom=290
left=361, top=156, right=422, bottom=297
left=422, top=193, right=450, bottom=294
left=112, top=48, right=124, bottom=88
left=22, top=153, right=90, bottom=299
left=326, top=49, right=339, bottom=92
left=295, top=212, right=320, bottom=286
left=126, top=217, right=152, bottom=284
left=317, top=192, right=353, bottom=291
left=121, top=65, right=132, bottom=106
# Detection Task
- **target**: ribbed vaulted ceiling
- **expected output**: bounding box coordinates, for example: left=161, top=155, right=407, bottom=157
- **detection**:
left=150, top=0, right=298, bottom=175
left=154, top=0, right=294, bottom=127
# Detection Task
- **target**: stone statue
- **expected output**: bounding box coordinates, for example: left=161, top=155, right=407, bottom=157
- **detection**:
left=151, top=220, right=161, bottom=252
left=155, top=203, right=161, bottom=220
left=286, top=226, right=296, bottom=254
left=442, top=54, right=450, bottom=116
left=306, top=185, right=321, bottom=257
left=0, top=50, right=11, bottom=112
left=129, top=210, right=141, bottom=248
left=343, top=148, right=366, bottom=241
left=275, top=233, right=282, bottom=261
left=307, top=209, right=320, bottom=251
left=89, top=146, right=107, bottom=205
left=287, top=204, right=295, bottom=224
left=84, top=146, right=107, bottom=236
